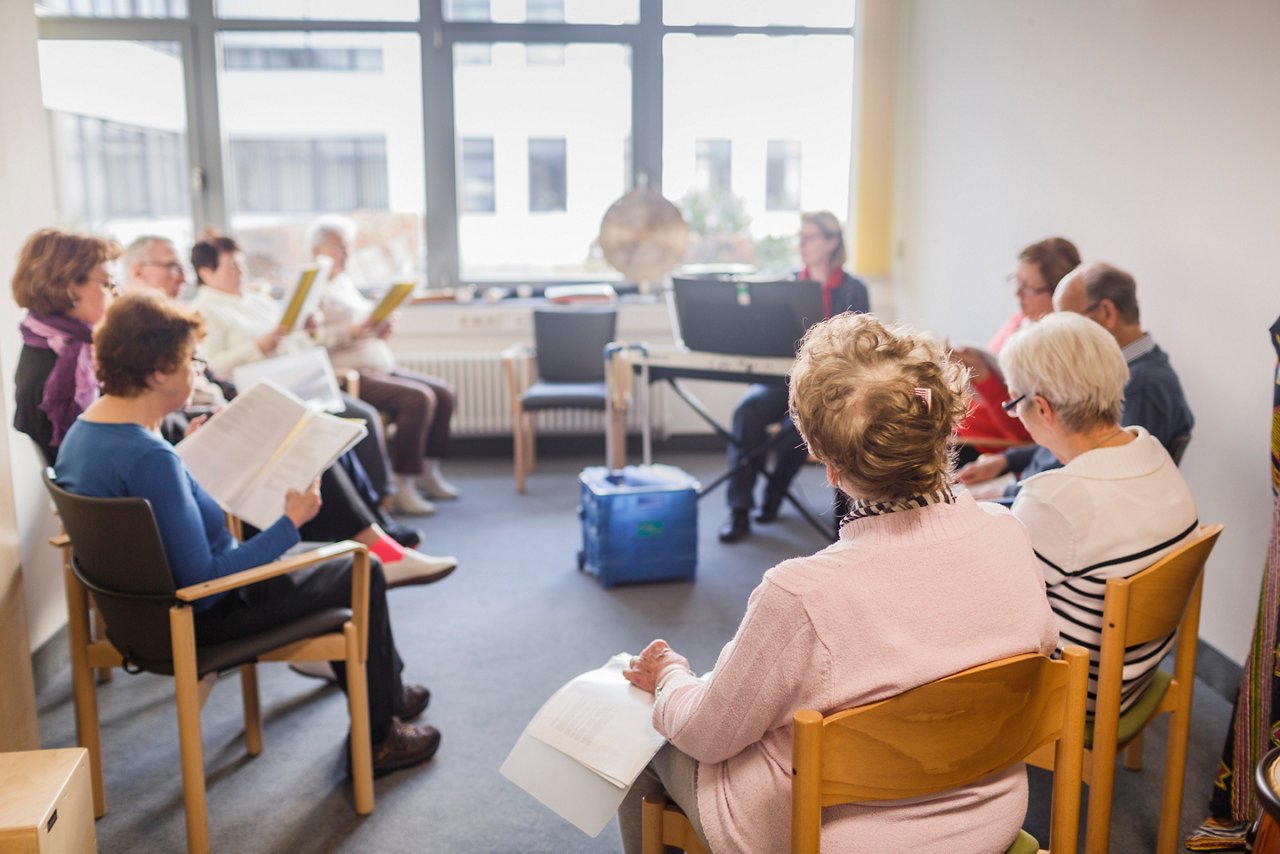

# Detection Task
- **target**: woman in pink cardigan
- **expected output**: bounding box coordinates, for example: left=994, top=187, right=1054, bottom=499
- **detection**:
left=619, top=313, right=1061, bottom=853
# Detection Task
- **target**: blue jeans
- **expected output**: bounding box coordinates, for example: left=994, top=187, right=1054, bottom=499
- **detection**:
left=726, top=382, right=809, bottom=511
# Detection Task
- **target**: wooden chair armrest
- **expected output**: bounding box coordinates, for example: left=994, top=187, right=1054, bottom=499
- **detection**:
left=501, top=345, right=535, bottom=396
left=340, top=369, right=361, bottom=398
left=175, top=540, right=365, bottom=603
left=49, top=533, right=70, bottom=548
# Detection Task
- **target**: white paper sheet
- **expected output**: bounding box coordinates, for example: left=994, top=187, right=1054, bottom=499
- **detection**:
left=526, top=654, right=667, bottom=787
left=232, top=347, right=344, bottom=413
left=500, top=654, right=668, bottom=837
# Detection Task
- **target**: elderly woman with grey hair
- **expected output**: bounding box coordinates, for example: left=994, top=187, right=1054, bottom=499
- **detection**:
left=1000, top=311, right=1198, bottom=714
left=307, top=216, right=459, bottom=515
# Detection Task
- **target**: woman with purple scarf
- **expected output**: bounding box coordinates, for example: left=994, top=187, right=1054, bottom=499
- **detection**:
left=12, top=228, right=119, bottom=464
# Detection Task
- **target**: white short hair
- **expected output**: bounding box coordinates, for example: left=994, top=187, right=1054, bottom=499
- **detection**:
left=998, top=312, right=1128, bottom=432
left=122, top=235, right=173, bottom=271
left=305, top=215, right=357, bottom=254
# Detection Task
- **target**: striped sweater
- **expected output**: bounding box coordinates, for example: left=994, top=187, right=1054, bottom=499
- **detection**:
left=1012, top=426, right=1198, bottom=713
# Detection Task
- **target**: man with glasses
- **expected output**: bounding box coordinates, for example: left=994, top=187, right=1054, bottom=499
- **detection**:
left=122, top=235, right=187, bottom=300
left=958, top=261, right=1195, bottom=498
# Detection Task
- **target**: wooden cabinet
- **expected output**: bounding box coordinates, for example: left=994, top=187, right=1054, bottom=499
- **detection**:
left=0, top=749, right=96, bottom=854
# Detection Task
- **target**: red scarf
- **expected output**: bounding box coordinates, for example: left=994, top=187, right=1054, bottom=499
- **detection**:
left=802, top=267, right=846, bottom=319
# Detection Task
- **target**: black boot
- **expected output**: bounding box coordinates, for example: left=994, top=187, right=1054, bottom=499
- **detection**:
left=718, top=509, right=751, bottom=544
left=754, top=494, right=783, bottom=524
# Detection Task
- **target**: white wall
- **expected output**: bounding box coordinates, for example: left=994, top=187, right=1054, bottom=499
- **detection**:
left=1, top=2, right=66, bottom=655
left=890, top=0, right=1280, bottom=663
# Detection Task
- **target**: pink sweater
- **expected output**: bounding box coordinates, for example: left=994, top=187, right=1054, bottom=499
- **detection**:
left=653, top=493, right=1060, bottom=853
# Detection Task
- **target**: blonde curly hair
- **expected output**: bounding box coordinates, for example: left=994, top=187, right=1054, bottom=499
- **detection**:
left=789, top=313, right=971, bottom=500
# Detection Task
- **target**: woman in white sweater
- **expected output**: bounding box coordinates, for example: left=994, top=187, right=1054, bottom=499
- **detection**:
left=1000, top=311, right=1198, bottom=714
left=617, top=313, right=1060, bottom=853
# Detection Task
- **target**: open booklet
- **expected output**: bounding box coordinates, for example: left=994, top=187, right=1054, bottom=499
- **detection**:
left=278, top=255, right=332, bottom=333
left=175, top=380, right=366, bottom=530
left=500, top=653, right=668, bottom=837
left=366, top=281, right=417, bottom=327
left=231, top=347, right=345, bottom=414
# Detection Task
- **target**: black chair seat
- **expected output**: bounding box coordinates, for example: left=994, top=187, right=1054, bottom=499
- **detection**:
left=520, top=381, right=608, bottom=411
left=121, top=607, right=352, bottom=677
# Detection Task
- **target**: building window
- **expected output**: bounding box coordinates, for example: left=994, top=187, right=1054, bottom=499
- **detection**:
left=460, top=137, right=495, bottom=213
left=765, top=140, right=801, bottom=211
left=50, top=112, right=188, bottom=222
left=528, top=137, right=567, bottom=212
left=230, top=137, right=389, bottom=213
left=526, top=0, right=563, bottom=21
left=222, top=46, right=384, bottom=72
left=695, top=139, right=731, bottom=194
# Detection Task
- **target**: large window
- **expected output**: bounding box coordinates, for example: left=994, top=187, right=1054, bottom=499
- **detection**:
left=35, top=3, right=856, bottom=285
left=219, top=31, right=424, bottom=290
left=454, top=42, right=630, bottom=278
left=664, top=34, right=853, bottom=273
left=38, top=39, right=192, bottom=248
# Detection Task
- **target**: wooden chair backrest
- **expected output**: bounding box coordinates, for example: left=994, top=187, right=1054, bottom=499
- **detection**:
left=792, top=648, right=1089, bottom=854
left=1105, top=524, right=1222, bottom=648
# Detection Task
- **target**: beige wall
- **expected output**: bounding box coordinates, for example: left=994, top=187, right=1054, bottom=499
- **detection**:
left=1, top=0, right=65, bottom=738
left=889, top=0, right=1280, bottom=663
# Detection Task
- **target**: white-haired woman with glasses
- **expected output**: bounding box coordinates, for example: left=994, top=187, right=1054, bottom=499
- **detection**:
left=1000, top=311, right=1197, bottom=713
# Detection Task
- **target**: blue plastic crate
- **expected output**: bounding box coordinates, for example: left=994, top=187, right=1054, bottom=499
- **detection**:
left=578, top=464, right=699, bottom=588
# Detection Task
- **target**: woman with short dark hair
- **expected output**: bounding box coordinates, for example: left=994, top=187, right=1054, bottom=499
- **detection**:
left=54, top=291, right=441, bottom=776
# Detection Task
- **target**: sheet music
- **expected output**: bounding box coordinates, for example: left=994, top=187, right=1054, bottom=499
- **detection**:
left=501, top=654, right=667, bottom=837
left=525, top=654, right=667, bottom=788
left=176, top=381, right=365, bottom=529
left=279, top=255, right=332, bottom=332
left=232, top=347, right=344, bottom=413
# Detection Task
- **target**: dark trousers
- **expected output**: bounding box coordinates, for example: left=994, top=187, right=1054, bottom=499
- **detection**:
left=303, top=463, right=377, bottom=543
left=338, top=392, right=392, bottom=500
left=194, top=556, right=404, bottom=745
left=726, top=383, right=809, bottom=511
left=358, top=369, right=455, bottom=476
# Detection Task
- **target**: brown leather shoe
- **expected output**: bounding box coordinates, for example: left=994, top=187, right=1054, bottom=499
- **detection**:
left=398, top=684, right=430, bottom=721
left=370, top=721, right=441, bottom=778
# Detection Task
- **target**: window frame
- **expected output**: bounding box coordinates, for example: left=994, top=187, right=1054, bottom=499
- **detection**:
left=35, top=0, right=854, bottom=286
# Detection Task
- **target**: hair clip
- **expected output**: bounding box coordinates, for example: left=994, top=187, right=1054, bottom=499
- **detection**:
left=912, top=387, right=932, bottom=411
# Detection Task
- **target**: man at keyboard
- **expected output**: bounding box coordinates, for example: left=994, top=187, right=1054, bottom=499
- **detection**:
left=720, top=212, right=870, bottom=543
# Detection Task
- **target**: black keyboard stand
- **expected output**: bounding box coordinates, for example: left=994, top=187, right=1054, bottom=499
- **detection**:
left=661, top=376, right=833, bottom=541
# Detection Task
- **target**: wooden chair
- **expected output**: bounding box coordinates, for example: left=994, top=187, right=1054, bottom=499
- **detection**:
left=502, top=307, right=617, bottom=493
left=644, top=647, right=1089, bottom=854
left=43, top=472, right=375, bottom=854
left=1032, top=523, right=1221, bottom=854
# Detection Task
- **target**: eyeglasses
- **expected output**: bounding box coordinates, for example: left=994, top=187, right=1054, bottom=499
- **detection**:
left=141, top=261, right=185, bottom=275
left=86, top=276, right=120, bottom=297
left=1006, top=273, right=1049, bottom=298
left=1001, top=393, right=1027, bottom=414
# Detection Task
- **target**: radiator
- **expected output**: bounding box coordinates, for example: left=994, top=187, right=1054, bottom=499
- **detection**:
left=394, top=351, right=662, bottom=438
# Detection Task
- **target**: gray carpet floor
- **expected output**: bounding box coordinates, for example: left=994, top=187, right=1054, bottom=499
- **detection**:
left=33, top=451, right=1234, bottom=853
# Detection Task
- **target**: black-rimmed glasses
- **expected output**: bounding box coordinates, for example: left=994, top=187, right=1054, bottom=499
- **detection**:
left=1001, top=393, right=1027, bottom=414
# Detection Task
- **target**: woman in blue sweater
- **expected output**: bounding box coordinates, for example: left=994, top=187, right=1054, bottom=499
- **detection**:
left=54, top=291, right=440, bottom=777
